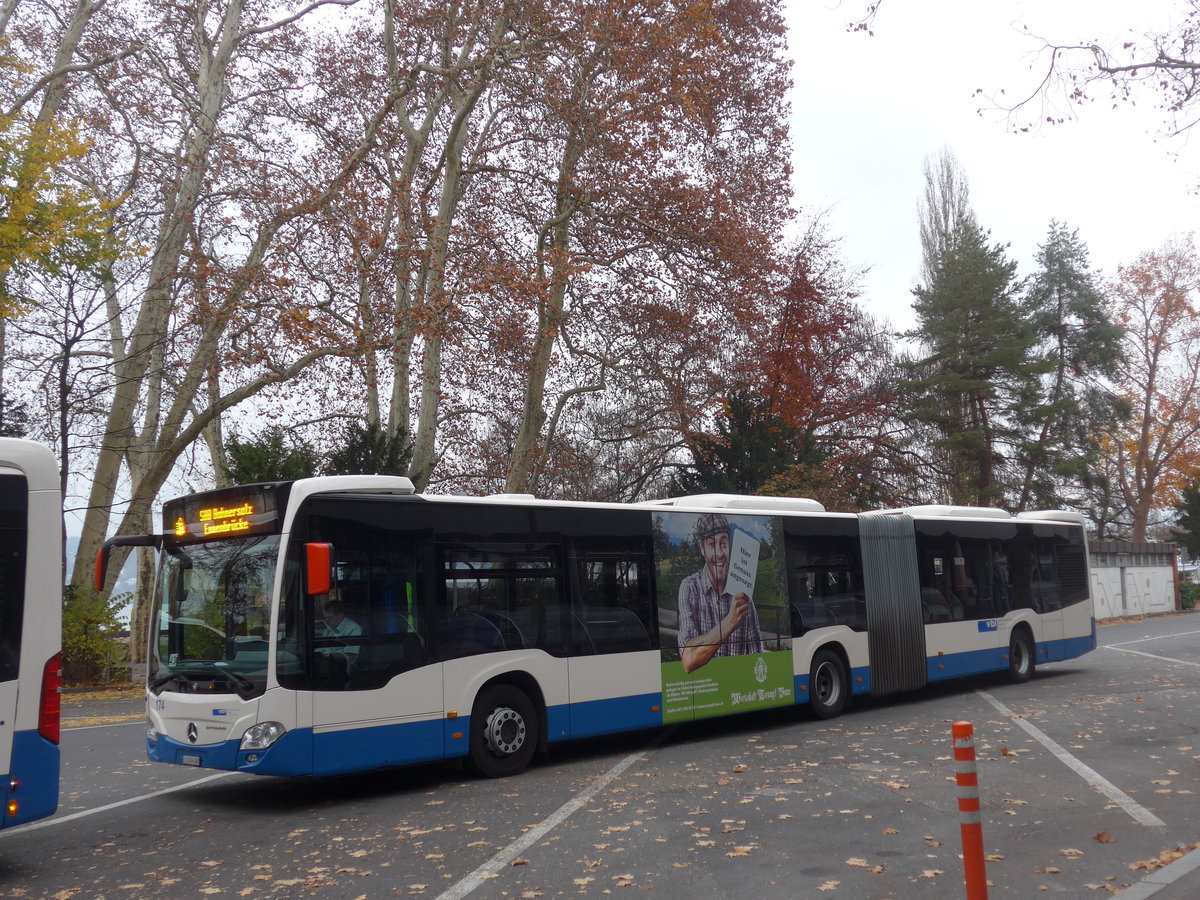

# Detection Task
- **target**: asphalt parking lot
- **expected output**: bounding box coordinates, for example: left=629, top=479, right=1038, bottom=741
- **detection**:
left=4, top=612, right=1199, bottom=898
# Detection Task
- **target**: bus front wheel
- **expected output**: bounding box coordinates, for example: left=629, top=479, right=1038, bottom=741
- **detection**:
left=1007, top=630, right=1035, bottom=683
left=469, top=684, right=538, bottom=778
left=809, top=648, right=848, bottom=719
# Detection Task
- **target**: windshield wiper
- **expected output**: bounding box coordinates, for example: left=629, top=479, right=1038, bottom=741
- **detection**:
left=210, top=664, right=255, bottom=694
left=149, top=662, right=257, bottom=698
left=150, top=670, right=186, bottom=692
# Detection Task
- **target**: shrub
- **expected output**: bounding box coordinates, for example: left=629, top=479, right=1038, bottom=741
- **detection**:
left=62, top=584, right=129, bottom=684
left=1180, top=581, right=1199, bottom=611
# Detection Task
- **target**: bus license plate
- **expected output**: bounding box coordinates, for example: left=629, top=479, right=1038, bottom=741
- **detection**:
left=181, top=754, right=201, bottom=766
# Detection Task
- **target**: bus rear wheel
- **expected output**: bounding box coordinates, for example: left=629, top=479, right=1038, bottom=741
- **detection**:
left=469, top=684, right=538, bottom=778
left=809, top=648, right=848, bottom=719
left=1007, top=629, right=1035, bottom=683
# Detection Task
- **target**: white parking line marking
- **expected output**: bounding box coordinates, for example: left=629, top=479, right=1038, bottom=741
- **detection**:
left=977, top=690, right=1166, bottom=827
left=436, top=750, right=648, bottom=900
left=2, top=772, right=236, bottom=835
left=1106, top=629, right=1200, bottom=649
left=63, top=720, right=146, bottom=731
left=1104, top=645, right=1200, bottom=668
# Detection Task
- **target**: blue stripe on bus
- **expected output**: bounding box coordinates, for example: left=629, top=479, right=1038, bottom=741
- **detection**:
left=926, top=634, right=1096, bottom=683
left=1041, top=633, right=1096, bottom=664
left=1, top=730, right=59, bottom=828
left=149, top=730, right=308, bottom=776
left=927, top=647, right=1010, bottom=681
left=567, top=692, right=663, bottom=739
left=313, top=720, right=446, bottom=776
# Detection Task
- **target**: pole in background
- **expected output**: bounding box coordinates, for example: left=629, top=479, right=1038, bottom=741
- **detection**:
left=953, top=720, right=989, bottom=899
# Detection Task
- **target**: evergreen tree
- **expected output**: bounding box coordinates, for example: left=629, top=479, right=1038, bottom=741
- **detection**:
left=223, top=428, right=319, bottom=484
left=1015, top=223, right=1127, bottom=510
left=903, top=217, right=1036, bottom=506
left=1176, top=480, right=1200, bottom=560
left=670, top=391, right=799, bottom=495
left=0, top=390, right=27, bottom=438
left=324, top=420, right=412, bottom=477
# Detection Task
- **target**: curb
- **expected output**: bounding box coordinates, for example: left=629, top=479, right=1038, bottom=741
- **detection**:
left=1122, top=846, right=1200, bottom=899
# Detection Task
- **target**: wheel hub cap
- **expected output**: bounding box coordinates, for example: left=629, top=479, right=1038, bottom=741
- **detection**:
left=484, top=706, right=525, bottom=756
left=815, top=662, right=840, bottom=704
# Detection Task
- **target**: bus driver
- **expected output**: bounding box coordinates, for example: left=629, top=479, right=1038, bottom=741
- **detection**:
left=317, top=599, right=362, bottom=684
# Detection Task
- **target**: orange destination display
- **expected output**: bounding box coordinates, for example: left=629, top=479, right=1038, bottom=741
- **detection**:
left=163, top=484, right=283, bottom=542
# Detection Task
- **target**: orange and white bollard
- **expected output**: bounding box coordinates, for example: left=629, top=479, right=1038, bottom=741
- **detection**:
left=953, top=721, right=989, bottom=899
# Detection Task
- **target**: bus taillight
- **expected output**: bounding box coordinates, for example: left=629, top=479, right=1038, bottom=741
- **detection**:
left=39, top=653, right=62, bottom=744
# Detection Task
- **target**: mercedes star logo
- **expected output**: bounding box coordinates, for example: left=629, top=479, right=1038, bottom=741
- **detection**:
left=187, top=722, right=198, bottom=744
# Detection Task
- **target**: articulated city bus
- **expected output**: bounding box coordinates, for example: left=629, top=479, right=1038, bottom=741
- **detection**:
left=96, top=477, right=1094, bottom=778
left=1, top=439, right=61, bottom=827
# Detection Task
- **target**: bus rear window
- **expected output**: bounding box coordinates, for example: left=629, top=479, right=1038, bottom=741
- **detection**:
left=0, top=474, right=29, bottom=682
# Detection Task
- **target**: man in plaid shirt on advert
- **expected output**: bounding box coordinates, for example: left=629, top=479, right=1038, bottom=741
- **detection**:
left=678, top=513, right=764, bottom=673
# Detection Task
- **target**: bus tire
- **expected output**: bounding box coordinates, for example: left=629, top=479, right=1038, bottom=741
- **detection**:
left=1007, top=629, right=1035, bottom=683
left=468, top=684, right=538, bottom=778
left=809, top=648, right=848, bottom=719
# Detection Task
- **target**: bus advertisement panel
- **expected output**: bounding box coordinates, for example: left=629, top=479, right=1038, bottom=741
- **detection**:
left=654, top=511, right=792, bottom=722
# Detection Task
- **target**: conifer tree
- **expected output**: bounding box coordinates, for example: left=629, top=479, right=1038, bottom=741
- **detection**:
left=1015, top=222, right=1127, bottom=510
left=324, top=420, right=413, bottom=478
left=670, top=391, right=798, bottom=496
left=222, top=428, right=319, bottom=484
left=903, top=217, right=1035, bottom=506
left=1176, top=480, right=1200, bottom=560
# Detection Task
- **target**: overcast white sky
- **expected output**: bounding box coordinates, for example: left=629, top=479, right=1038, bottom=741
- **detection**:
left=784, top=0, right=1200, bottom=332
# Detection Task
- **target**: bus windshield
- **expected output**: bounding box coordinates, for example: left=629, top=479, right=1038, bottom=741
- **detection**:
left=150, top=534, right=279, bottom=699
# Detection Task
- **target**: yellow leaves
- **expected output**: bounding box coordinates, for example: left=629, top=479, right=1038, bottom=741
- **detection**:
left=816, top=880, right=839, bottom=891
left=0, top=115, right=115, bottom=312
left=1127, top=843, right=1200, bottom=871
left=1095, top=832, right=1116, bottom=844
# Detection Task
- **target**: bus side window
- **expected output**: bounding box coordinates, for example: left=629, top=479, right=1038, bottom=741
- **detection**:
left=437, top=546, right=567, bottom=660
left=570, top=543, right=654, bottom=654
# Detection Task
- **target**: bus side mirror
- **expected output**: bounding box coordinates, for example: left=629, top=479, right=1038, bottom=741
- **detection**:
left=306, top=543, right=333, bottom=596
left=94, top=547, right=108, bottom=592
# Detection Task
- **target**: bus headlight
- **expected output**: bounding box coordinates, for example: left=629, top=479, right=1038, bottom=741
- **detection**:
left=146, top=717, right=156, bottom=741
left=240, top=722, right=286, bottom=751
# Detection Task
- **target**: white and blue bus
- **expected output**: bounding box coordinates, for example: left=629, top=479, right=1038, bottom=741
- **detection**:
left=1, top=439, right=61, bottom=827
left=97, top=478, right=1094, bottom=779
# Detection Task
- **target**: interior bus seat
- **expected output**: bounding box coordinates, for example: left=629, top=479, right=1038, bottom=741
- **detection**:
left=570, top=612, right=597, bottom=654
left=947, top=593, right=965, bottom=620
left=583, top=607, right=650, bottom=653
left=437, top=610, right=506, bottom=657
left=921, top=587, right=953, bottom=623
left=790, top=601, right=835, bottom=635
left=473, top=611, right=524, bottom=649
